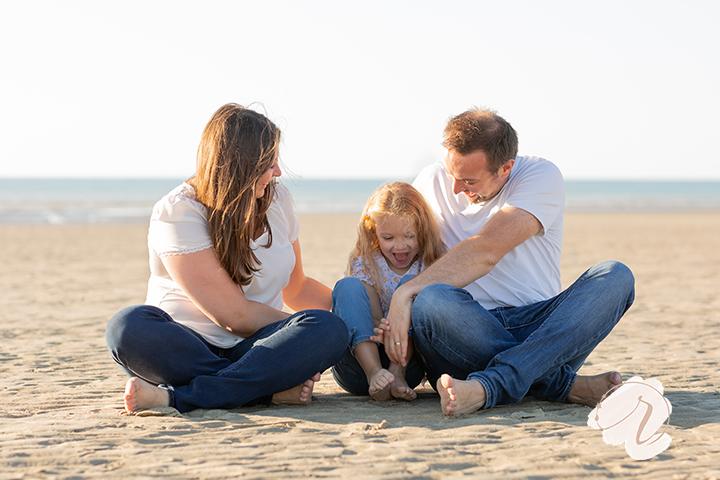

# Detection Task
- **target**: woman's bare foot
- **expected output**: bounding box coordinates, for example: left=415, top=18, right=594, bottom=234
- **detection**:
left=272, top=373, right=321, bottom=406
left=436, top=374, right=486, bottom=416
left=124, top=377, right=170, bottom=413
left=568, top=371, right=622, bottom=407
left=368, top=368, right=394, bottom=401
left=388, top=363, right=417, bottom=401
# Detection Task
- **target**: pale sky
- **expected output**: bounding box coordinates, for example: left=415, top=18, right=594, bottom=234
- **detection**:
left=1, top=0, right=718, bottom=179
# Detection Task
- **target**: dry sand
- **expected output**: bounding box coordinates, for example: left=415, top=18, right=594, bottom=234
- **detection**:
left=1, top=213, right=719, bottom=479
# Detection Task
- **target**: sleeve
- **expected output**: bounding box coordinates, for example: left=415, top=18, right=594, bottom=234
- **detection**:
left=275, top=183, right=300, bottom=243
left=504, top=159, right=565, bottom=234
left=148, top=192, right=214, bottom=256
left=349, top=257, right=372, bottom=284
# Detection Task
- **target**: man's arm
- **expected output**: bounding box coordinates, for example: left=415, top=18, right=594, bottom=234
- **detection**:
left=384, top=206, right=543, bottom=365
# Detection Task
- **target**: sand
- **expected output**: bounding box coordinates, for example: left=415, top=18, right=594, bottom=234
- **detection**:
left=1, top=213, right=719, bottom=479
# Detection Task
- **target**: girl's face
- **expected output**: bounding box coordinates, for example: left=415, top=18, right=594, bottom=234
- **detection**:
left=373, top=214, right=420, bottom=273
left=255, top=160, right=282, bottom=198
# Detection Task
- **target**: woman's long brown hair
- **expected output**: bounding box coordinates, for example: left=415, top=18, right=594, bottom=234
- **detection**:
left=188, top=103, right=280, bottom=286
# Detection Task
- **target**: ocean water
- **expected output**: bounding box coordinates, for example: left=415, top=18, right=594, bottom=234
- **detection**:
left=0, top=178, right=719, bottom=224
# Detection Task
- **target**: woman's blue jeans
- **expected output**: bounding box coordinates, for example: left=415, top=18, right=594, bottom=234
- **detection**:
left=330, top=277, right=426, bottom=395
left=106, top=306, right=349, bottom=413
left=411, top=260, right=635, bottom=409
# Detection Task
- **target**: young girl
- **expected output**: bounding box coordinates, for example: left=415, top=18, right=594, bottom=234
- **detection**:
left=331, top=182, right=444, bottom=401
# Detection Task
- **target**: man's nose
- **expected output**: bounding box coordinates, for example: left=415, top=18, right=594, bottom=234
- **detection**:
left=452, top=179, right=464, bottom=195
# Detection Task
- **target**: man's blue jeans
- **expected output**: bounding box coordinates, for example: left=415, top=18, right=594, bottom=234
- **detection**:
left=411, top=260, right=635, bottom=409
left=331, top=277, right=426, bottom=394
left=106, top=305, right=349, bottom=413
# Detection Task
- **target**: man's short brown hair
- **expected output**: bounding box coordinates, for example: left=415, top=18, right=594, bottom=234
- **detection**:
left=443, top=108, right=518, bottom=171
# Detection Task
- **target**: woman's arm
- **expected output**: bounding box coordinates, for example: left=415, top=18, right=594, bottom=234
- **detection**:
left=162, top=248, right=288, bottom=338
left=282, top=240, right=332, bottom=311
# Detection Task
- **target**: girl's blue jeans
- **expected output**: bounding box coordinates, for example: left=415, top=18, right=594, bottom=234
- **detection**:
left=106, top=306, right=349, bottom=413
left=410, top=260, right=635, bottom=408
left=330, top=277, right=426, bottom=394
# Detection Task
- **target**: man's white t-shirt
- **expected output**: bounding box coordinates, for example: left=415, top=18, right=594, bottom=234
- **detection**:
left=144, top=182, right=299, bottom=348
left=413, top=156, right=565, bottom=310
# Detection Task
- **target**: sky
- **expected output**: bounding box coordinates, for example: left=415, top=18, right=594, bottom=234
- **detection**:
left=1, top=1, right=718, bottom=180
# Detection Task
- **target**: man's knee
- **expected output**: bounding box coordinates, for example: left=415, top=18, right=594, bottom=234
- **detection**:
left=601, top=260, right=635, bottom=303
left=411, top=283, right=458, bottom=330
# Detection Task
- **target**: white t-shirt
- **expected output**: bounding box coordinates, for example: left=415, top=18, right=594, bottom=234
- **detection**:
left=412, top=156, right=564, bottom=310
left=144, top=182, right=299, bottom=348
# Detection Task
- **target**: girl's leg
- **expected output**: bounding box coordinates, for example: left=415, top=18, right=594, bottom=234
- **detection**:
left=331, top=277, right=394, bottom=400
left=388, top=341, right=418, bottom=401
left=169, top=309, right=348, bottom=412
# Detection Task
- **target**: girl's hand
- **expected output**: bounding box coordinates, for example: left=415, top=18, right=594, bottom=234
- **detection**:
left=370, top=319, right=391, bottom=344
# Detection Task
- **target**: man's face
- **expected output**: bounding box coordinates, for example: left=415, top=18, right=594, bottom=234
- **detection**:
left=444, top=149, right=513, bottom=203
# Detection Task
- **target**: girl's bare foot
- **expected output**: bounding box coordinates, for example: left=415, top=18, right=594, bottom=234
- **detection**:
left=436, top=374, right=486, bottom=416
left=124, top=377, right=170, bottom=413
left=368, top=368, right=394, bottom=401
left=272, top=373, right=321, bottom=406
left=388, top=363, right=416, bottom=401
left=568, top=371, right=622, bottom=407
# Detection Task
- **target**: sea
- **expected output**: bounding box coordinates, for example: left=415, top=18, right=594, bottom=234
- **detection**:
left=0, top=177, right=719, bottom=224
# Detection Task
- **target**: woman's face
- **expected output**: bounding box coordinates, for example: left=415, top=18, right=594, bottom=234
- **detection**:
left=255, top=160, right=282, bottom=198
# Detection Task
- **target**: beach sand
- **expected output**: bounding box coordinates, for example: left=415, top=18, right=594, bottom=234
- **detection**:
left=1, top=213, right=719, bottom=479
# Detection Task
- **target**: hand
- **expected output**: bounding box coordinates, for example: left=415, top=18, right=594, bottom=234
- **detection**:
left=384, top=286, right=414, bottom=367
left=370, top=318, right=391, bottom=344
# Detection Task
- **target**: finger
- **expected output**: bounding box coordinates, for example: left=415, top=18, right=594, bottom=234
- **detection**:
left=401, top=337, right=408, bottom=367
left=312, top=372, right=321, bottom=382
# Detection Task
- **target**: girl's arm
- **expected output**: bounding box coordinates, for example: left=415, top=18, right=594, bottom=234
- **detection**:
left=282, top=240, right=332, bottom=311
left=162, top=248, right=288, bottom=338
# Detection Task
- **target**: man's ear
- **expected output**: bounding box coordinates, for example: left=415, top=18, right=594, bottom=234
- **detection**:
left=499, top=159, right=515, bottom=178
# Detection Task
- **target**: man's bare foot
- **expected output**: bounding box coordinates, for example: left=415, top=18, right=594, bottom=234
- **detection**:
left=368, top=368, right=394, bottom=401
left=388, top=363, right=417, bottom=401
left=567, top=371, right=622, bottom=407
left=124, top=377, right=170, bottom=413
left=272, top=372, right=321, bottom=406
left=436, top=374, right=486, bottom=416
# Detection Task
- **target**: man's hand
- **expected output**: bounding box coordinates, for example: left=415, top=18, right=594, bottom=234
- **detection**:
left=384, top=285, right=415, bottom=366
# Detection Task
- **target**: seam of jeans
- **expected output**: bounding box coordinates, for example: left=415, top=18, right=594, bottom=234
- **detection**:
left=466, top=373, right=495, bottom=409
left=351, top=335, right=374, bottom=349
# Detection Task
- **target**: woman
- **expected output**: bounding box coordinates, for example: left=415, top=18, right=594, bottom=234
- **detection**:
left=106, top=103, right=349, bottom=413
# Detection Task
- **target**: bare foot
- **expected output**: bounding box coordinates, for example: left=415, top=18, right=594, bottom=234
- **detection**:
left=436, top=374, right=486, bottom=416
left=388, top=363, right=417, bottom=401
left=272, top=373, right=321, bottom=406
left=124, top=377, right=169, bottom=413
left=567, top=371, right=622, bottom=407
left=368, top=368, right=394, bottom=401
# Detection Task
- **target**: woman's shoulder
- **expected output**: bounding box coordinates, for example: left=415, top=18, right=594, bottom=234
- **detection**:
left=151, top=183, right=208, bottom=223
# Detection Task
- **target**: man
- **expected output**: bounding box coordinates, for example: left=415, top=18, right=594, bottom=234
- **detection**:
left=381, top=108, right=635, bottom=415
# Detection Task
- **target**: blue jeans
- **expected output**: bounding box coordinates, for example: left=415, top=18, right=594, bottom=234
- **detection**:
left=106, top=305, right=349, bottom=413
left=411, top=261, right=635, bottom=409
left=330, top=277, right=426, bottom=394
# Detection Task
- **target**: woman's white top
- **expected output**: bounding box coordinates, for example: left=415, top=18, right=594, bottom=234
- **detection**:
left=144, top=182, right=299, bottom=348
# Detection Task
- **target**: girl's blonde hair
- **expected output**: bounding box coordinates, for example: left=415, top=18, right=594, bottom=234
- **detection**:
left=347, top=182, right=444, bottom=294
